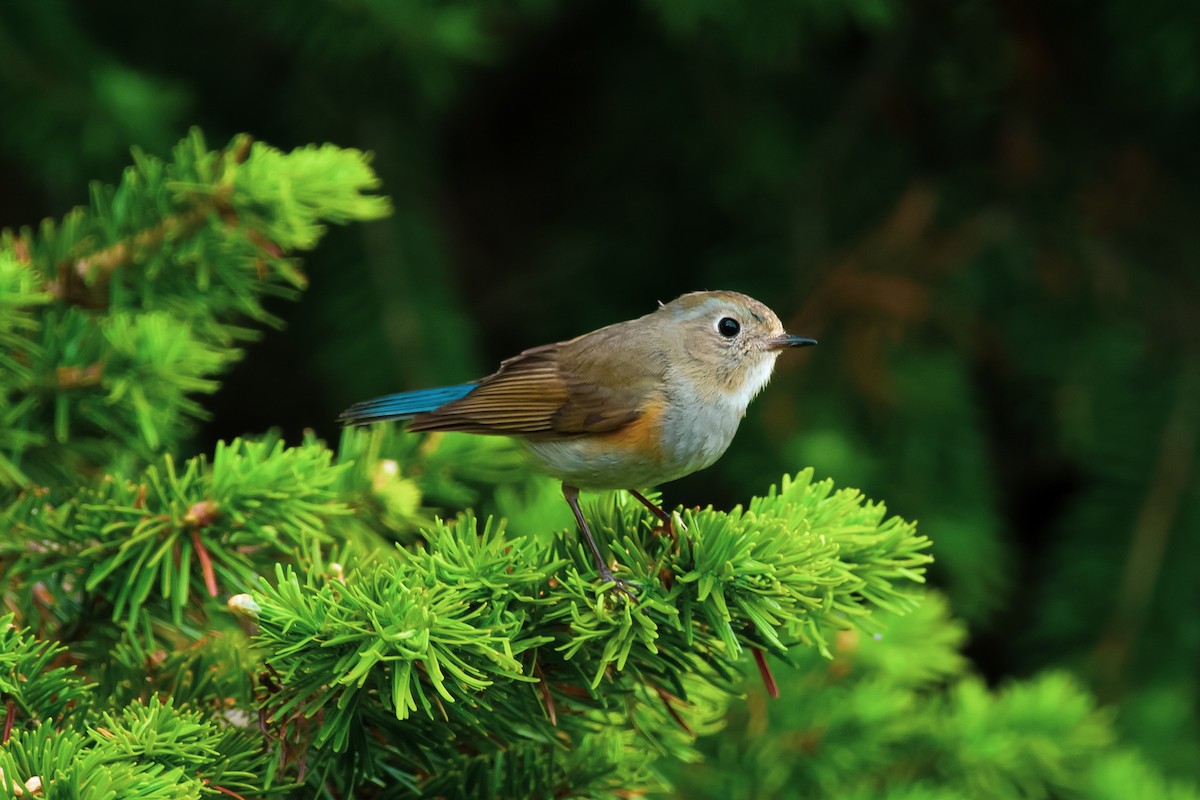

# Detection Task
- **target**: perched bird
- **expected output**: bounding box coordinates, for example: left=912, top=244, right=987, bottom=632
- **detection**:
left=339, top=290, right=816, bottom=593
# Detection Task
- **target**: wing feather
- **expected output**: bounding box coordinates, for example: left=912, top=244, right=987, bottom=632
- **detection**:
left=408, top=326, right=662, bottom=439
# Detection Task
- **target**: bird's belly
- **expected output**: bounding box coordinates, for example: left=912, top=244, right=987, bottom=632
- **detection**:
left=524, top=400, right=741, bottom=490
left=524, top=437, right=669, bottom=490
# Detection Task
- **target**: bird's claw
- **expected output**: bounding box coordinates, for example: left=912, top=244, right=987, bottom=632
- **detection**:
left=598, top=567, right=639, bottom=602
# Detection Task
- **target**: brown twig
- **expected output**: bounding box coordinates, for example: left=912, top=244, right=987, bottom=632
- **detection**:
left=752, top=647, right=780, bottom=700
left=2, top=697, right=14, bottom=744
left=204, top=780, right=249, bottom=800
left=655, top=686, right=694, bottom=737
left=1094, top=362, right=1200, bottom=692
left=533, top=659, right=557, bottom=726
left=55, top=363, right=104, bottom=389
left=50, top=134, right=256, bottom=306
left=191, top=528, right=219, bottom=599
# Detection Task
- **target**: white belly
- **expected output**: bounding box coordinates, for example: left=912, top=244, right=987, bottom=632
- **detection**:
left=525, top=393, right=745, bottom=490
left=524, top=437, right=671, bottom=489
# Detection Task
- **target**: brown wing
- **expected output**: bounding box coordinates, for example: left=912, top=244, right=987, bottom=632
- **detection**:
left=407, top=323, right=663, bottom=440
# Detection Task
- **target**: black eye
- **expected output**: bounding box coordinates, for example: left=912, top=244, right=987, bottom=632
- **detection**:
left=717, top=317, right=740, bottom=338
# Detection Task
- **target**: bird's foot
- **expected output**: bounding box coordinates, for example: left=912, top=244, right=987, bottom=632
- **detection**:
left=650, top=517, right=677, bottom=544
left=597, top=564, right=639, bottom=602
left=665, top=510, right=689, bottom=541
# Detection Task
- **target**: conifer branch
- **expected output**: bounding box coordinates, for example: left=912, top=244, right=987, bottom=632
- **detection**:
left=0, top=129, right=391, bottom=490
left=4, top=125, right=1192, bottom=799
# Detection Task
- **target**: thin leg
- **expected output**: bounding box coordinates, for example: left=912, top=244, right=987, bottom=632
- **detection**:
left=562, top=484, right=637, bottom=599
left=629, top=488, right=677, bottom=543
left=628, top=489, right=672, bottom=526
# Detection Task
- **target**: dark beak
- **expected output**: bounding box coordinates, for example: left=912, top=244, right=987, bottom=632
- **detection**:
left=768, top=334, right=818, bottom=350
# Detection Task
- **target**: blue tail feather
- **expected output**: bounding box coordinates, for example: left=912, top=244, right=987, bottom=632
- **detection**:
left=339, top=383, right=477, bottom=425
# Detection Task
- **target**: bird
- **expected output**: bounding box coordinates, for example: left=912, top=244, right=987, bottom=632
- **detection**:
left=339, top=290, right=816, bottom=595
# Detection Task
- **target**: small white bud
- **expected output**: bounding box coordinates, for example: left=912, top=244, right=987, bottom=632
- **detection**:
left=227, top=593, right=261, bottom=619
left=371, top=458, right=400, bottom=491
left=221, top=707, right=255, bottom=729
left=18, top=775, right=44, bottom=796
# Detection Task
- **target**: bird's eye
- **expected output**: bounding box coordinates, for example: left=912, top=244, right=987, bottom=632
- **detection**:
left=717, top=317, right=741, bottom=338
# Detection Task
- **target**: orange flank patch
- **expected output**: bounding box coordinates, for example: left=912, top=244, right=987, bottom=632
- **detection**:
left=595, top=397, right=666, bottom=460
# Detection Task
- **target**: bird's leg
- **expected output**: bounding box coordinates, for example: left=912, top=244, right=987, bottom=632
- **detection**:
left=562, top=484, right=637, bottom=600
left=628, top=489, right=672, bottom=526
left=628, top=489, right=677, bottom=543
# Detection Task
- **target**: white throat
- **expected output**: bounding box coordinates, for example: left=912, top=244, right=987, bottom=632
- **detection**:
left=728, top=353, right=779, bottom=412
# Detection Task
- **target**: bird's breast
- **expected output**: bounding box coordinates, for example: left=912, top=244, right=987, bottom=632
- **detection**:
left=658, top=389, right=744, bottom=479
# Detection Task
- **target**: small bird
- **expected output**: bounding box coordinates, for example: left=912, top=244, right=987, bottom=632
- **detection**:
left=339, top=290, right=816, bottom=593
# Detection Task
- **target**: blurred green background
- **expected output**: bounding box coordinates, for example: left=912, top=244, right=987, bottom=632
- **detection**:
left=3, top=0, right=1198, bottom=788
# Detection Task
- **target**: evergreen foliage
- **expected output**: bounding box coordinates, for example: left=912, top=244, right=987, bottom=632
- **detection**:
left=2, top=130, right=1196, bottom=798
left=0, top=128, right=388, bottom=491
left=671, top=596, right=1200, bottom=800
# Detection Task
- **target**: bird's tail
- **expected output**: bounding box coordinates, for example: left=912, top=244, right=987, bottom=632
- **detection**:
left=338, top=383, right=477, bottom=425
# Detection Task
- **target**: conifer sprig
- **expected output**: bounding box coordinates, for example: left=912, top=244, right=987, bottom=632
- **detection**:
left=242, top=468, right=930, bottom=792
left=0, top=243, right=50, bottom=486
left=0, top=616, right=93, bottom=740
left=2, top=438, right=346, bottom=631
left=0, top=697, right=272, bottom=800
left=0, top=129, right=391, bottom=490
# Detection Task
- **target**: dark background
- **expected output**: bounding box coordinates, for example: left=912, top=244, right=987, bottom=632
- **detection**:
left=3, top=0, right=1198, bottom=783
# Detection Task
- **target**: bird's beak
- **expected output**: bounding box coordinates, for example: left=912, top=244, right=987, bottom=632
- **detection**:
left=768, top=334, right=818, bottom=350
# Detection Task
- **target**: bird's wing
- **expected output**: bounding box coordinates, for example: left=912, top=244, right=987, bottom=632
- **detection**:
left=407, top=330, right=659, bottom=439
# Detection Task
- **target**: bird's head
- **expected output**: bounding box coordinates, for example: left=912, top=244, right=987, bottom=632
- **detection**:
left=660, top=290, right=816, bottom=406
